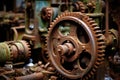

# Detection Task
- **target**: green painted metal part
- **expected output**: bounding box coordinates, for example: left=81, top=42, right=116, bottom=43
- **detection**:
left=0, top=43, right=11, bottom=62
left=0, top=40, right=30, bottom=63
left=35, top=0, right=51, bottom=32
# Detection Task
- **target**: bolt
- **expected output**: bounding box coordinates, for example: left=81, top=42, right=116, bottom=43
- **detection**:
left=29, top=24, right=34, bottom=30
left=67, top=40, right=70, bottom=43
left=73, top=48, right=76, bottom=51
left=82, top=46, right=86, bottom=51
left=57, top=49, right=61, bottom=52
left=74, top=65, right=78, bottom=69
left=38, top=61, right=42, bottom=65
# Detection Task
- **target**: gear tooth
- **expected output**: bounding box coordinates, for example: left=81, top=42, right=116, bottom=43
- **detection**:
left=76, top=12, right=80, bottom=16
left=48, top=28, right=51, bottom=31
left=45, top=40, right=47, bottom=43
left=50, top=24, right=53, bottom=28
left=84, top=16, right=88, bottom=20
left=62, top=13, right=65, bottom=17
left=88, top=18, right=93, bottom=20
left=98, top=52, right=105, bottom=56
left=101, top=50, right=105, bottom=53
left=55, top=18, right=58, bottom=20
left=92, top=23, right=98, bottom=27
left=51, top=22, right=54, bottom=25
left=45, top=37, right=47, bottom=41
left=96, top=34, right=102, bottom=38
left=94, top=64, right=99, bottom=69
left=46, top=35, right=49, bottom=43
left=48, top=30, right=51, bottom=34
left=28, top=47, right=31, bottom=50
left=95, top=62, right=101, bottom=66
left=92, top=68, right=96, bottom=72
left=27, top=43, right=30, bottom=46
left=45, top=44, right=47, bottom=47
left=53, top=19, right=57, bottom=23
left=77, top=13, right=83, bottom=19
left=28, top=50, right=31, bottom=53
left=46, top=35, right=49, bottom=39
left=98, top=42, right=105, bottom=46
left=28, top=53, right=31, bottom=57
left=97, top=56, right=104, bottom=61
left=98, top=34, right=105, bottom=39
left=21, top=40, right=31, bottom=53
left=97, top=38, right=104, bottom=42
left=90, top=71, right=94, bottom=75
left=44, top=48, right=47, bottom=51
left=88, top=74, right=91, bottom=78
left=101, top=53, right=105, bottom=56
left=94, top=26, right=100, bottom=30
left=58, top=15, right=61, bottom=18
left=101, top=57, right=105, bottom=60
left=68, top=12, right=71, bottom=16
left=100, top=41, right=105, bottom=44
left=64, top=12, right=68, bottom=16
left=95, top=30, right=102, bottom=34
left=97, top=57, right=104, bottom=61
left=89, top=20, right=95, bottom=24
left=28, top=51, right=31, bottom=55
left=98, top=46, right=106, bottom=50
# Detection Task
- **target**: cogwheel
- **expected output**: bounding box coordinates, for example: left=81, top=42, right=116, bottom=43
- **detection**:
left=18, top=40, right=31, bottom=58
left=46, top=12, right=105, bottom=80
left=73, top=1, right=86, bottom=13
left=8, top=40, right=31, bottom=61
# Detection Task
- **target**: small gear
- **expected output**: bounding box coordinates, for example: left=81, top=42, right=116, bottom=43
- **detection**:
left=73, top=1, right=86, bottom=13
left=46, top=12, right=105, bottom=80
left=41, top=7, right=53, bottom=21
left=18, top=40, right=31, bottom=58
left=8, top=40, right=31, bottom=61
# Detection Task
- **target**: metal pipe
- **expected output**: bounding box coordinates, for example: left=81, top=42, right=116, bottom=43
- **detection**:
left=14, top=72, right=44, bottom=80
left=105, top=0, right=109, bottom=37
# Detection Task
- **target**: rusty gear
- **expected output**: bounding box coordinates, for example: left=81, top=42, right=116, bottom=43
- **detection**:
left=46, top=12, right=105, bottom=79
left=41, top=7, right=53, bottom=21
left=9, top=40, right=31, bottom=61
left=73, top=1, right=86, bottom=13
left=0, top=40, right=31, bottom=62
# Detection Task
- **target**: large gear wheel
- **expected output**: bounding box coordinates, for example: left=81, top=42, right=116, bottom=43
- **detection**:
left=46, top=12, right=105, bottom=80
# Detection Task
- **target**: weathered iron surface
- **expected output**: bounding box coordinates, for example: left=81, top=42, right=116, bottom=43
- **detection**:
left=0, top=0, right=120, bottom=80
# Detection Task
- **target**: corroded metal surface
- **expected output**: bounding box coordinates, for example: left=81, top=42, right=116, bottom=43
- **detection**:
left=46, top=12, right=105, bottom=79
left=0, top=40, right=31, bottom=62
left=14, top=72, right=44, bottom=80
left=0, top=0, right=120, bottom=80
